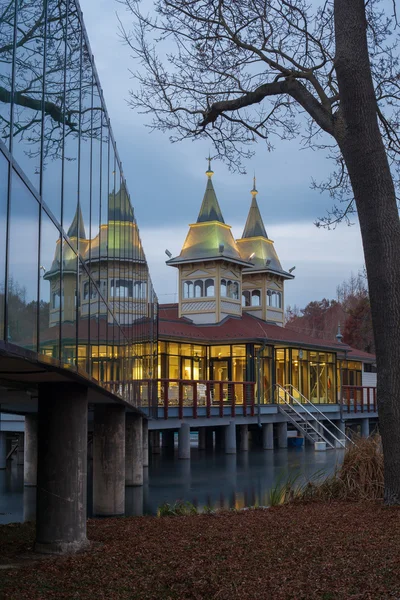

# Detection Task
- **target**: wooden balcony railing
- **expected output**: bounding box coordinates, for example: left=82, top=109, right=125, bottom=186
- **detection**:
left=341, top=385, right=377, bottom=413
left=104, top=378, right=256, bottom=419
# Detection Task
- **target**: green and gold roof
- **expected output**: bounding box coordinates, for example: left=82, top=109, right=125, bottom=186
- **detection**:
left=236, top=179, right=294, bottom=279
left=167, top=165, right=251, bottom=268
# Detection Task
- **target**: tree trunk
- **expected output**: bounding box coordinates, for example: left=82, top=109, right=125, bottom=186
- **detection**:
left=334, top=0, right=400, bottom=503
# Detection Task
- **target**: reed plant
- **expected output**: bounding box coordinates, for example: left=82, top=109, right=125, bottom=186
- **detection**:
left=292, top=435, right=384, bottom=503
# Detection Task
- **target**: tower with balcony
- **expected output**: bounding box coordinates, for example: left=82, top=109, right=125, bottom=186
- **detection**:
left=166, top=161, right=251, bottom=324
left=236, top=179, right=294, bottom=326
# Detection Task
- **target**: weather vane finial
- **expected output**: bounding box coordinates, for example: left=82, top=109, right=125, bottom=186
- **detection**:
left=251, top=172, right=258, bottom=196
left=206, top=153, right=214, bottom=178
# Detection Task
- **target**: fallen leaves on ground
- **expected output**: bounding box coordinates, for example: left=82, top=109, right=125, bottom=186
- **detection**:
left=1, top=502, right=400, bottom=599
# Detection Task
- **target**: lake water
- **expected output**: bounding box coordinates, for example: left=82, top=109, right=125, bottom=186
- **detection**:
left=0, top=446, right=344, bottom=524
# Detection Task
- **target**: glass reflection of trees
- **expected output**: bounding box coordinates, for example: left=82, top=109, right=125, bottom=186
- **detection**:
left=0, top=0, right=158, bottom=389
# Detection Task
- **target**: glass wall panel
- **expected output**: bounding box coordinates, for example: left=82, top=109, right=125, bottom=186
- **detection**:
left=0, top=151, right=8, bottom=340
left=61, top=239, right=77, bottom=366
left=8, top=171, right=39, bottom=349
left=39, top=209, right=60, bottom=359
left=63, top=3, right=81, bottom=234
left=42, top=0, right=67, bottom=221
left=0, top=0, right=14, bottom=148
left=13, top=0, right=45, bottom=190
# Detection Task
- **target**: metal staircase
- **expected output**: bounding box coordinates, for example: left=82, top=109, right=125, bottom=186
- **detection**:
left=276, top=384, right=353, bottom=449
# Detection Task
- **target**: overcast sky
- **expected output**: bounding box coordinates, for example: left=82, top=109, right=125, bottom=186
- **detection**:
left=79, top=0, right=365, bottom=310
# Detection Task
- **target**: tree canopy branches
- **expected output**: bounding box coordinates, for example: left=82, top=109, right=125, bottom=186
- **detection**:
left=119, top=0, right=400, bottom=222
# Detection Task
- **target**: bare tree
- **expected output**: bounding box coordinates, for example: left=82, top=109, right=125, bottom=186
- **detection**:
left=120, top=0, right=400, bottom=503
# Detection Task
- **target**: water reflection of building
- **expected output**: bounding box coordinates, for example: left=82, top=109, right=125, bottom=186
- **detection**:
left=157, top=163, right=376, bottom=406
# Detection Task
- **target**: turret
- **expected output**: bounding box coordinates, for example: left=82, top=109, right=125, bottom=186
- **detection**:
left=236, top=178, right=294, bottom=326
left=167, top=160, right=250, bottom=324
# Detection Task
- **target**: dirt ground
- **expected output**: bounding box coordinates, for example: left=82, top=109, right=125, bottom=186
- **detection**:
left=1, top=502, right=400, bottom=599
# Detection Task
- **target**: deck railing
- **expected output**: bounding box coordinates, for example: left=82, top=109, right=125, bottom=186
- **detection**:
left=104, top=378, right=256, bottom=419
left=341, top=385, right=377, bottom=413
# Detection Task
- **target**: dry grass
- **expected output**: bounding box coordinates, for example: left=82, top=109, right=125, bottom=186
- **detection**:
left=298, top=434, right=384, bottom=502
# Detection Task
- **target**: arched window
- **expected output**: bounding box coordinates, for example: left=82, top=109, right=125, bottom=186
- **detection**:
left=231, top=281, right=239, bottom=300
left=134, top=281, right=147, bottom=299
left=220, top=278, right=227, bottom=297
left=183, top=281, right=194, bottom=298
left=251, top=290, right=261, bottom=306
left=205, top=279, right=215, bottom=297
left=111, top=279, right=133, bottom=298
left=242, top=290, right=251, bottom=307
left=194, top=279, right=203, bottom=298
left=267, top=290, right=282, bottom=309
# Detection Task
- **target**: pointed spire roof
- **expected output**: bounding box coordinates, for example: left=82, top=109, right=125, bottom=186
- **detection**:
left=109, top=183, right=134, bottom=222
left=196, top=158, right=225, bottom=223
left=67, top=204, right=86, bottom=239
left=241, top=177, right=268, bottom=239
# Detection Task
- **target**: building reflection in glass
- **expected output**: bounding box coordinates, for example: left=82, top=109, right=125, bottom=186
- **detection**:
left=0, top=0, right=158, bottom=393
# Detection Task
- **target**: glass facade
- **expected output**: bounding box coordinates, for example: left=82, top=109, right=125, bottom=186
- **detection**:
left=0, top=0, right=158, bottom=390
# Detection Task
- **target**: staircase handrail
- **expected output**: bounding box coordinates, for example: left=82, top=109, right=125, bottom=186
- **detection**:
left=282, top=384, right=353, bottom=445
left=276, top=384, right=347, bottom=448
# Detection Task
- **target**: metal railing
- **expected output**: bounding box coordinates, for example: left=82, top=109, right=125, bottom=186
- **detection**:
left=104, top=378, right=256, bottom=419
left=281, top=384, right=353, bottom=445
left=341, top=385, right=377, bottom=413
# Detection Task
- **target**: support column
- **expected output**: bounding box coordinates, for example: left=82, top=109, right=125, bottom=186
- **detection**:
left=93, top=404, right=125, bottom=517
left=361, top=418, right=370, bottom=438
left=215, top=427, right=224, bottom=450
left=24, top=414, right=38, bottom=486
left=225, top=421, right=237, bottom=454
left=238, top=424, right=249, bottom=452
left=0, top=431, right=6, bottom=470
left=142, top=420, right=149, bottom=467
left=162, top=429, right=175, bottom=450
left=151, top=431, right=161, bottom=454
left=125, top=413, right=143, bottom=487
left=198, top=427, right=206, bottom=450
left=178, top=423, right=190, bottom=459
left=205, top=428, right=214, bottom=450
left=17, top=433, right=24, bottom=465
left=35, top=383, right=89, bottom=554
left=278, top=422, right=287, bottom=448
left=262, top=423, right=274, bottom=450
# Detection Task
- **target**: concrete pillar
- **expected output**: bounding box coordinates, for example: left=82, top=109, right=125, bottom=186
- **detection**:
left=142, top=420, right=149, bottom=467
left=162, top=429, right=175, bottom=450
left=198, top=428, right=206, bottom=450
left=0, top=431, right=6, bottom=470
left=125, top=413, right=143, bottom=487
left=278, top=422, right=287, bottom=448
left=178, top=423, right=190, bottom=459
left=151, top=431, right=161, bottom=454
left=93, top=404, right=125, bottom=517
left=238, top=424, right=249, bottom=452
left=262, top=423, right=274, bottom=450
left=17, top=433, right=24, bottom=465
left=35, top=383, right=89, bottom=554
left=225, top=421, right=237, bottom=454
left=24, top=414, right=38, bottom=486
left=215, top=427, right=224, bottom=450
left=205, top=428, right=214, bottom=450
left=361, top=418, right=370, bottom=438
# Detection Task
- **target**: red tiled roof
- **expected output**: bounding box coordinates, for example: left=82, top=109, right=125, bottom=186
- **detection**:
left=158, top=303, right=376, bottom=360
